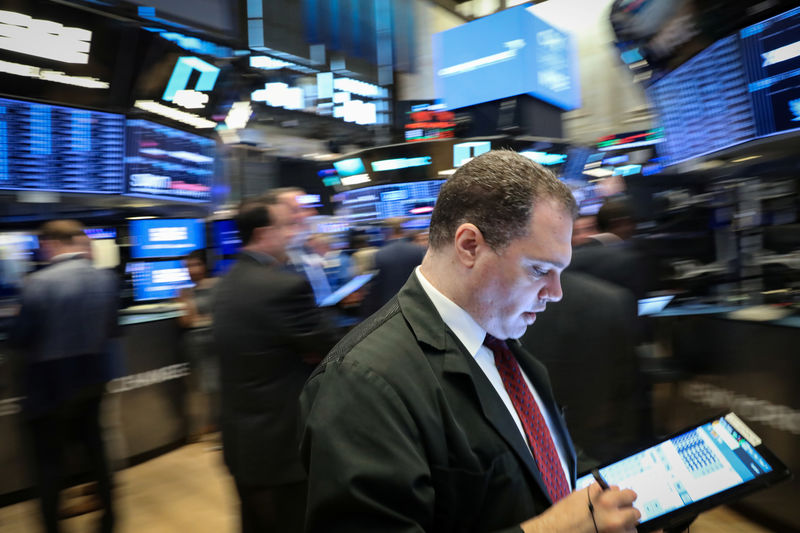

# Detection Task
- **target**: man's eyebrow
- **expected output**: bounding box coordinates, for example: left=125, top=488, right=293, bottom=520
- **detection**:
left=527, top=257, right=567, bottom=270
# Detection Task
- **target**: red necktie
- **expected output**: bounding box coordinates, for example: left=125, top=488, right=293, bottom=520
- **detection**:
left=484, top=334, right=571, bottom=503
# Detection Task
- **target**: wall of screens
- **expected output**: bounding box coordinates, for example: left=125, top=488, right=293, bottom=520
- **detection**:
left=0, top=96, right=126, bottom=193
left=648, top=7, right=800, bottom=166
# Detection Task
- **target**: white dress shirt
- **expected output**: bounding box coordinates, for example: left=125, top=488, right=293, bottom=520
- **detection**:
left=415, top=267, right=571, bottom=484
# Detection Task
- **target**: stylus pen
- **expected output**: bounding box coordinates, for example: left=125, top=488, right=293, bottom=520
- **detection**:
left=591, top=468, right=610, bottom=490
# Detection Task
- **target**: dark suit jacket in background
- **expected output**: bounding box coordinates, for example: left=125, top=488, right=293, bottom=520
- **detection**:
left=212, top=252, right=337, bottom=487
left=11, top=256, right=119, bottom=416
left=362, top=238, right=426, bottom=316
left=569, top=240, right=648, bottom=300
left=300, top=274, right=583, bottom=533
left=520, top=271, right=643, bottom=464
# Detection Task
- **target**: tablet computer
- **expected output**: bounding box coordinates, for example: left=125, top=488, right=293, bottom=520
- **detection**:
left=318, top=272, right=375, bottom=307
left=575, top=412, right=790, bottom=532
left=637, top=295, right=675, bottom=316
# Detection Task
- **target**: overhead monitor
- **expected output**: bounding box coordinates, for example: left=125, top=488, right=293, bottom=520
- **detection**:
left=647, top=35, right=757, bottom=166
left=125, top=119, right=216, bottom=202
left=740, top=7, right=800, bottom=138
left=453, top=141, right=491, bottom=167
left=433, top=5, right=580, bottom=111
left=127, top=259, right=194, bottom=301
left=212, top=219, right=241, bottom=256
left=334, top=180, right=446, bottom=222
left=0, top=96, right=126, bottom=194
left=129, top=218, right=205, bottom=259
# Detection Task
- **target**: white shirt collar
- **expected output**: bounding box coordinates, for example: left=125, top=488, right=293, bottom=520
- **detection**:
left=415, top=266, right=486, bottom=358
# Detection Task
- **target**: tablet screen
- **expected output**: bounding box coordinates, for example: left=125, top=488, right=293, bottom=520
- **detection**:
left=318, top=272, right=375, bottom=307
left=576, top=413, right=780, bottom=526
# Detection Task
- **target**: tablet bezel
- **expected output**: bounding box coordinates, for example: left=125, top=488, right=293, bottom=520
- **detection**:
left=577, top=411, right=791, bottom=533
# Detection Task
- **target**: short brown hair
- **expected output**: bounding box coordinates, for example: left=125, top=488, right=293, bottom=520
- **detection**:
left=39, top=219, right=86, bottom=244
left=428, top=150, right=577, bottom=251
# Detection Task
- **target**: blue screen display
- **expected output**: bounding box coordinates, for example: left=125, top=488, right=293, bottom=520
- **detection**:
left=647, top=36, right=756, bottom=166
left=0, top=97, right=125, bottom=193
left=129, top=219, right=205, bottom=259
left=576, top=415, right=773, bottom=524
left=433, top=5, right=579, bottom=111
left=333, top=158, right=367, bottom=177
left=212, top=219, right=241, bottom=255
left=125, top=119, right=216, bottom=203
left=740, top=7, right=800, bottom=138
left=128, top=260, right=194, bottom=301
left=335, top=180, right=445, bottom=222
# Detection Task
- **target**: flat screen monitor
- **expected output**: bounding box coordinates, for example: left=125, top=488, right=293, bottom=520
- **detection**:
left=334, top=180, right=446, bottom=222
left=333, top=158, right=367, bottom=177
left=212, top=219, right=241, bottom=256
left=0, top=96, right=126, bottom=193
left=129, top=218, right=205, bottom=259
left=125, top=119, right=216, bottom=202
left=740, top=7, right=800, bottom=138
left=647, top=35, right=757, bottom=167
left=0, top=233, right=39, bottom=295
left=84, top=228, right=117, bottom=240
left=127, top=260, right=193, bottom=302
left=433, top=4, right=579, bottom=111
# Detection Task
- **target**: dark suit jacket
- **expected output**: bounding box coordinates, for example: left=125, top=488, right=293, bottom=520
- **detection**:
left=212, top=252, right=337, bottom=487
left=362, top=239, right=426, bottom=316
left=569, top=241, right=648, bottom=300
left=520, top=271, right=642, bottom=463
left=300, top=274, right=579, bottom=533
left=11, top=256, right=119, bottom=416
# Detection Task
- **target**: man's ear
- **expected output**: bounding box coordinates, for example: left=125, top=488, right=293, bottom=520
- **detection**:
left=453, top=223, right=484, bottom=268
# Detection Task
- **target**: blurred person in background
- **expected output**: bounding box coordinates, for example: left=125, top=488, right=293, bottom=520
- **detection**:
left=412, top=229, right=430, bottom=248
left=176, top=249, right=219, bottom=440
left=571, top=215, right=598, bottom=248
left=300, top=151, right=643, bottom=533
left=266, top=187, right=332, bottom=304
left=10, top=220, right=119, bottom=533
left=304, top=233, right=354, bottom=292
left=349, top=231, right=378, bottom=275
left=570, top=196, right=648, bottom=300
left=361, top=217, right=426, bottom=316
left=213, top=197, right=337, bottom=533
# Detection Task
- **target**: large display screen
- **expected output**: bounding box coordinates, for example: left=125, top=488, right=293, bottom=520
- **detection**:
left=0, top=96, right=125, bottom=193
left=212, top=219, right=241, bottom=256
left=129, top=218, right=205, bottom=259
left=127, top=260, right=193, bottom=301
left=740, top=6, right=800, bottom=137
left=647, top=36, right=756, bottom=166
left=125, top=119, right=216, bottom=202
left=0, top=0, right=138, bottom=111
left=334, top=180, right=446, bottom=222
left=433, top=5, right=579, bottom=111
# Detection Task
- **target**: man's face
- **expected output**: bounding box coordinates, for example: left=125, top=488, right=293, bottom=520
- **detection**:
left=471, top=200, right=573, bottom=340
left=265, top=203, right=294, bottom=263
left=186, top=258, right=206, bottom=283
left=572, top=215, right=597, bottom=247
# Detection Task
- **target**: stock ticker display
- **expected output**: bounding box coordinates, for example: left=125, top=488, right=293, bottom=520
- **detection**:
left=647, top=35, right=756, bottom=167
left=125, top=119, right=216, bottom=203
left=740, top=7, right=800, bottom=138
left=0, top=96, right=125, bottom=193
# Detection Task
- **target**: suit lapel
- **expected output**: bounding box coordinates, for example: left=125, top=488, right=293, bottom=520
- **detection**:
left=396, top=274, right=561, bottom=501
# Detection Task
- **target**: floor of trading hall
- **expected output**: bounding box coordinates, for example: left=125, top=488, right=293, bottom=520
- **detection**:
left=0, top=441, right=777, bottom=533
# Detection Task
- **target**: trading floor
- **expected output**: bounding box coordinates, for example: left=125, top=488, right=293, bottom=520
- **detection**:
left=0, top=441, right=777, bottom=533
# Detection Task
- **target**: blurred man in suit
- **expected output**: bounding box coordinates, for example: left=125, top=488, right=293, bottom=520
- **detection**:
left=213, top=197, right=337, bottom=533
left=361, top=217, right=426, bottom=316
left=12, top=220, right=119, bottom=533
left=520, top=271, right=643, bottom=463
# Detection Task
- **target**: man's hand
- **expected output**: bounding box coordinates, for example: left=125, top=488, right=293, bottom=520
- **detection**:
left=521, top=483, right=641, bottom=533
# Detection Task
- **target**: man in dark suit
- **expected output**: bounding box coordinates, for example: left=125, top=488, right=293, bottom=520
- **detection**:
left=213, top=197, right=337, bottom=533
left=361, top=217, right=426, bottom=316
left=520, top=271, right=643, bottom=464
left=11, top=220, right=118, bottom=533
left=300, top=151, right=643, bottom=532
